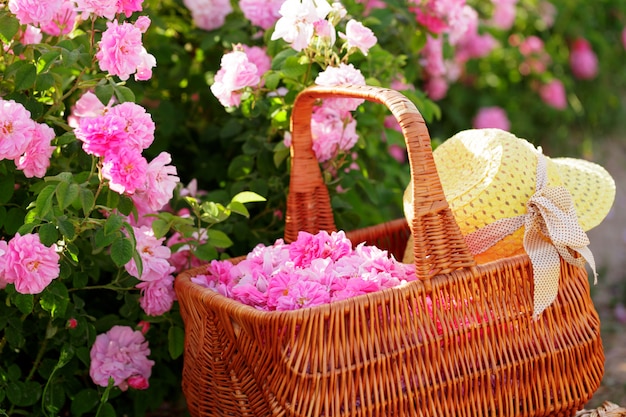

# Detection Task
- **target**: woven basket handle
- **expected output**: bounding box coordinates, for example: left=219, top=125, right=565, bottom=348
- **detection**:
left=285, top=84, right=476, bottom=280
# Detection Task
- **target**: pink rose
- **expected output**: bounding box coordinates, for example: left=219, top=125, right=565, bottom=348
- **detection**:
left=20, top=25, right=42, bottom=45
left=310, top=104, right=359, bottom=162
left=131, top=152, right=180, bottom=214
left=117, top=0, right=143, bottom=18
left=183, top=0, right=232, bottom=31
left=424, top=76, right=448, bottom=100
left=0, top=99, right=37, bottom=161
left=489, top=0, right=517, bottom=30
left=0, top=241, right=11, bottom=290
left=96, top=20, right=145, bottom=81
left=539, top=79, right=567, bottom=110
left=74, top=114, right=128, bottom=157
left=3, top=233, right=60, bottom=294
left=137, top=275, right=176, bottom=316
left=41, top=0, right=78, bottom=36
left=210, top=50, right=261, bottom=107
left=101, top=147, right=148, bottom=195
left=74, top=0, right=118, bottom=20
left=241, top=45, right=272, bottom=77
left=240, top=0, right=283, bottom=30
left=125, top=226, right=174, bottom=282
left=622, top=27, right=626, bottom=50
left=315, top=63, right=366, bottom=112
left=472, top=106, right=511, bottom=131
left=16, top=122, right=56, bottom=178
left=340, top=19, right=377, bottom=56
left=569, top=38, right=598, bottom=80
left=8, top=0, right=63, bottom=26
left=108, top=102, right=155, bottom=151
left=89, top=325, right=154, bottom=391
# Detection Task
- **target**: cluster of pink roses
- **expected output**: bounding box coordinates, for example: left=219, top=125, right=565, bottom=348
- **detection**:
left=192, top=230, right=416, bottom=311
left=8, top=0, right=155, bottom=81
left=205, top=0, right=377, bottom=165
left=0, top=233, right=60, bottom=294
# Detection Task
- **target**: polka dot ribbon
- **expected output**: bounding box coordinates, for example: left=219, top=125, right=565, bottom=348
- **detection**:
left=464, top=150, right=598, bottom=320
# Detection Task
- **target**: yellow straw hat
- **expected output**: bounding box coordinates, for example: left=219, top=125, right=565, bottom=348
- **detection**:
left=403, top=128, right=616, bottom=266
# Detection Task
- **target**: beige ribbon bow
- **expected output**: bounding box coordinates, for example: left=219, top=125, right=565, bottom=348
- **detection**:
left=464, top=150, right=597, bottom=319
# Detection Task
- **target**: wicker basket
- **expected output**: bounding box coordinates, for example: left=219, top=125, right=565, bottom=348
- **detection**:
left=175, top=85, right=604, bottom=417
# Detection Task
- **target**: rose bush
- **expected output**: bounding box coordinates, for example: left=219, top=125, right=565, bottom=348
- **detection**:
left=1, top=0, right=625, bottom=416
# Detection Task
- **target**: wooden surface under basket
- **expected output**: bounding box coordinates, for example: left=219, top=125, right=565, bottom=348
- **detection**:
left=175, top=85, right=604, bottom=417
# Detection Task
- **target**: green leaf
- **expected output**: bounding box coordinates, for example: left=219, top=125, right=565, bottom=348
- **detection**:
left=35, top=185, right=57, bottom=218
left=207, top=229, right=233, bottom=248
left=5, top=208, right=25, bottom=235
left=37, top=50, right=62, bottom=74
left=71, top=389, right=100, bottom=416
left=14, top=62, right=37, bottom=91
left=80, top=188, right=95, bottom=216
left=56, top=182, right=80, bottom=210
left=117, top=195, right=135, bottom=216
left=168, top=326, right=185, bottom=360
left=193, top=243, right=218, bottom=261
left=112, top=85, right=135, bottom=103
left=0, top=206, right=6, bottom=230
left=40, top=281, right=69, bottom=318
left=12, top=294, right=34, bottom=315
left=96, top=402, right=116, bottom=417
left=281, top=56, right=308, bottom=79
left=231, top=191, right=266, bottom=204
left=95, top=84, right=114, bottom=106
left=6, top=381, right=41, bottom=407
left=0, top=13, right=19, bottom=44
left=57, top=218, right=75, bottom=240
left=38, top=222, right=58, bottom=246
left=227, top=201, right=249, bottom=218
left=94, top=228, right=118, bottom=250
left=151, top=219, right=170, bottom=239
left=110, top=237, right=133, bottom=268
left=264, top=71, right=281, bottom=91
left=104, top=214, right=124, bottom=235
left=0, top=174, right=15, bottom=204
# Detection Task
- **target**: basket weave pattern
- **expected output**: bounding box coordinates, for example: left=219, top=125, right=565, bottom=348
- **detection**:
left=175, top=85, right=604, bottom=417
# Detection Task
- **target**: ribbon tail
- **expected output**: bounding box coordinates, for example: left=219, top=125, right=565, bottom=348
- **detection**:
left=524, top=228, right=562, bottom=320
left=574, top=245, right=598, bottom=284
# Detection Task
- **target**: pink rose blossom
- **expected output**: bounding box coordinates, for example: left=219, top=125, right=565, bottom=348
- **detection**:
left=271, top=0, right=332, bottom=52
left=41, top=0, right=78, bottom=36
left=135, top=47, right=157, bottom=81
left=183, top=0, right=233, bottom=31
left=67, top=318, right=78, bottom=329
left=310, top=104, right=359, bottom=162
left=315, top=63, right=366, bottom=112
left=539, top=79, right=567, bottom=110
left=89, top=325, right=154, bottom=391
left=74, top=114, right=128, bottom=157
left=210, top=50, right=261, bottom=107
left=132, top=152, right=180, bottom=214
left=3, top=233, right=60, bottom=294
left=420, top=35, right=446, bottom=78
left=117, top=0, right=143, bottom=17
left=8, top=0, right=63, bottom=26
left=16, top=122, right=56, bottom=178
left=101, top=148, right=148, bottom=195
left=569, top=38, right=598, bottom=80
left=0, top=241, right=10, bottom=290
left=68, top=91, right=113, bottom=129
left=96, top=20, right=145, bottom=81
left=355, top=0, right=385, bottom=15
left=289, top=230, right=352, bottom=268
left=388, top=144, right=406, bottom=164
left=136, top=275, right=176, bottom=316
left=275, top=280, right=330, bottom=311
left=0, top=99, right=37, bottom=161
left=424, top=76, right=448, bottom=100
left=241, top=45, right=272, bottom=77
left=622, top=27, right=626, bottom=50
left=472, top=106, right=510, bottom=131
left=340, top=19, right=377, bottom=56
left=489, top=0, right=517, bottom=30
left=125, top=226, right=175, bottom=282
left=240, top=0, right=283, bottom=30
left=127, top=375, right=149, bottom=390
left=74, top=0, right=117, bottom=19
left=20, top=25, right=42, bottom=45
left=108, top=102, right=155, bottom=151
